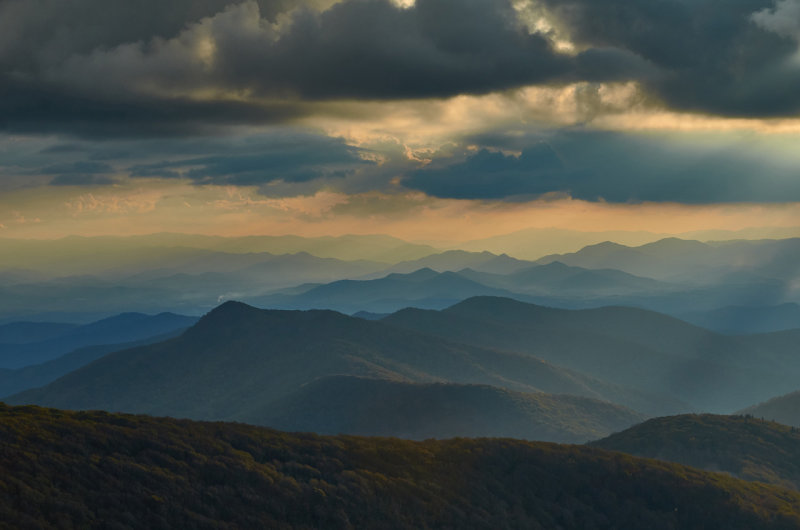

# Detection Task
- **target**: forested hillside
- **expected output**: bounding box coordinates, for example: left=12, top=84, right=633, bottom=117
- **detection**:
left=2, top=404, right=800, bottom=529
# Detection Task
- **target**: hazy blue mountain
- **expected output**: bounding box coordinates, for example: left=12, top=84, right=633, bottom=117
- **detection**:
left=535, top=237, right=800, bottom=285
left=458, top=261, right=668, bottom=295
left=351, top=310, right=389, bottom=320
left=5, top=405, right=800, bottom=530
left=8, top=301, right=678, bottom=420
left=250, top=268, right=521, bottom=313
left=0, top=321, right=78, bottom=344
left=739, top=390, right=800, bottom=427
left=0, top=328, right=188, bottom=398
left=383, top=296, right=800, bottom=412
left=0, top=312, right=198, bottom=369
left=0, top=251, right=389, bottom=319
left=456, top=227, right=670, bottom=259
left=0, top=233, right=438, bottom=276
left=375, top=250, right=535, bottom=276
left=592, top=414, right=800, bottom=490
left=679, top=303, right=800, bottom=334
left=259, top=375, right=644, bottom=443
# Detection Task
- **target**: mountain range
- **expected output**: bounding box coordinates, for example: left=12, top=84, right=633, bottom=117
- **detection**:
left=8, top=300, right=682, bottom=441
left=1, top=236, right=798, bottom=333
left=383, top=296, right=800, bottom=412
left=0, top=312, right=197, bottom=369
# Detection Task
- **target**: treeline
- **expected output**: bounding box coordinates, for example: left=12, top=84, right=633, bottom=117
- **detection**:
left=2, top=404, right=800, bottom=529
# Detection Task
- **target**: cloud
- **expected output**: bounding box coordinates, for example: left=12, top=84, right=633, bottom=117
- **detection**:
left=404, top=130, right=800, bottom=203
left=405, top=144, right=565, bottom=200
left=538, top=0, right=800, bottom=117
left=126, top=131, right=372, bottom=189
left=0, top=0, right=653, bottom=136
left=1, top=0, right=799, bottom=139
left=752, top=0, right=800, bottom=42
left=50, top=174, right=117, bottom=186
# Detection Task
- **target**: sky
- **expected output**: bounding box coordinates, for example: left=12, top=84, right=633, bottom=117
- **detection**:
left=1, top=0, right=799, bottom=244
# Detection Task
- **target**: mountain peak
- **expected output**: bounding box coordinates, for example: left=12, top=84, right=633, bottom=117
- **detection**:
left=195, top=300, right=262, bottom=328
left=446, top=296, right=544, bottom=314
left=393, top=267, right=440, bottom=280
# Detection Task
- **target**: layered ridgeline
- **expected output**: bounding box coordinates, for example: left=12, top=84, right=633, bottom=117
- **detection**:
left=8, top=301, right=665, bottom=442
left=592, top=414, right=800, bottom=491
left=0, top=329, right=188, bottom=399
left=739, top=390, right=800, bottom=427
left=3, top=235, right=798, bottom=332
left=0, top=312, right=198, bottom=369
left=534, top=237, right=800, bottom=283
left=250, top=268, right=522, bottom=314
left=2, top=404, right=800, bottom=530
left=383, top=297, right=800, bottom=413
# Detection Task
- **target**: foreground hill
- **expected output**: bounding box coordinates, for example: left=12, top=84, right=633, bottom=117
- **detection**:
left=260, top=376, right=643, bottom=443
left=592, top=414, right=800, bottom=491
left=2, top=404, right=800, bottom=529
left=383, top=296, right=800, bottom=412
left=9, top=301, right=671, bottom=435
left=739, top=391, right=800, bottom=427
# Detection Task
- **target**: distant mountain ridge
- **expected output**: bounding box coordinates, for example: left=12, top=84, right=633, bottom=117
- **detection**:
left=0, top=328, right=189, bottom=398
left=0, top=312, right=198, bottom=369
left=250, top=268, right=522, bottom=313
left=535, top=237, right=800, bottom=283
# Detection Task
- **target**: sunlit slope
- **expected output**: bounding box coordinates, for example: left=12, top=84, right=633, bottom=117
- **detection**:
left=740, top=390, right=800, bottom=428
left=593, top=414, right=800, bottom=491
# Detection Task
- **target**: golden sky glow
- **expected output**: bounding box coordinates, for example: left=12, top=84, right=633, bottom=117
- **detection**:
left=2, top=180, right=797, bottom=252
left=2, top=0, right=800, bottom=249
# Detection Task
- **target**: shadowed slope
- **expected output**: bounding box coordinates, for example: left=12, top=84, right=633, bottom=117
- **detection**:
left=259, top=375, right=644, bottom=443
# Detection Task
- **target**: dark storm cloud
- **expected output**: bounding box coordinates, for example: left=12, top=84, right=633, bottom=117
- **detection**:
left=1, top=0, right=798, bottom=137
left=404, top=144, right=565, bottom=199
left=540, top=0, right=800, bottom=117
left=239, top=0, right=627, bottom=99
left=33, top=161, right=116, bottom=187
left=0, top=0, right=312, bottom=69
left=0, top=75, right=301, bottom=138
left=405, top=130, right=800, bottom=203
left=49, top=174, right=116, bottom=186
left=126, top=132, right=371, bottom=186
left=0, top=0, right=651, bottom=136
